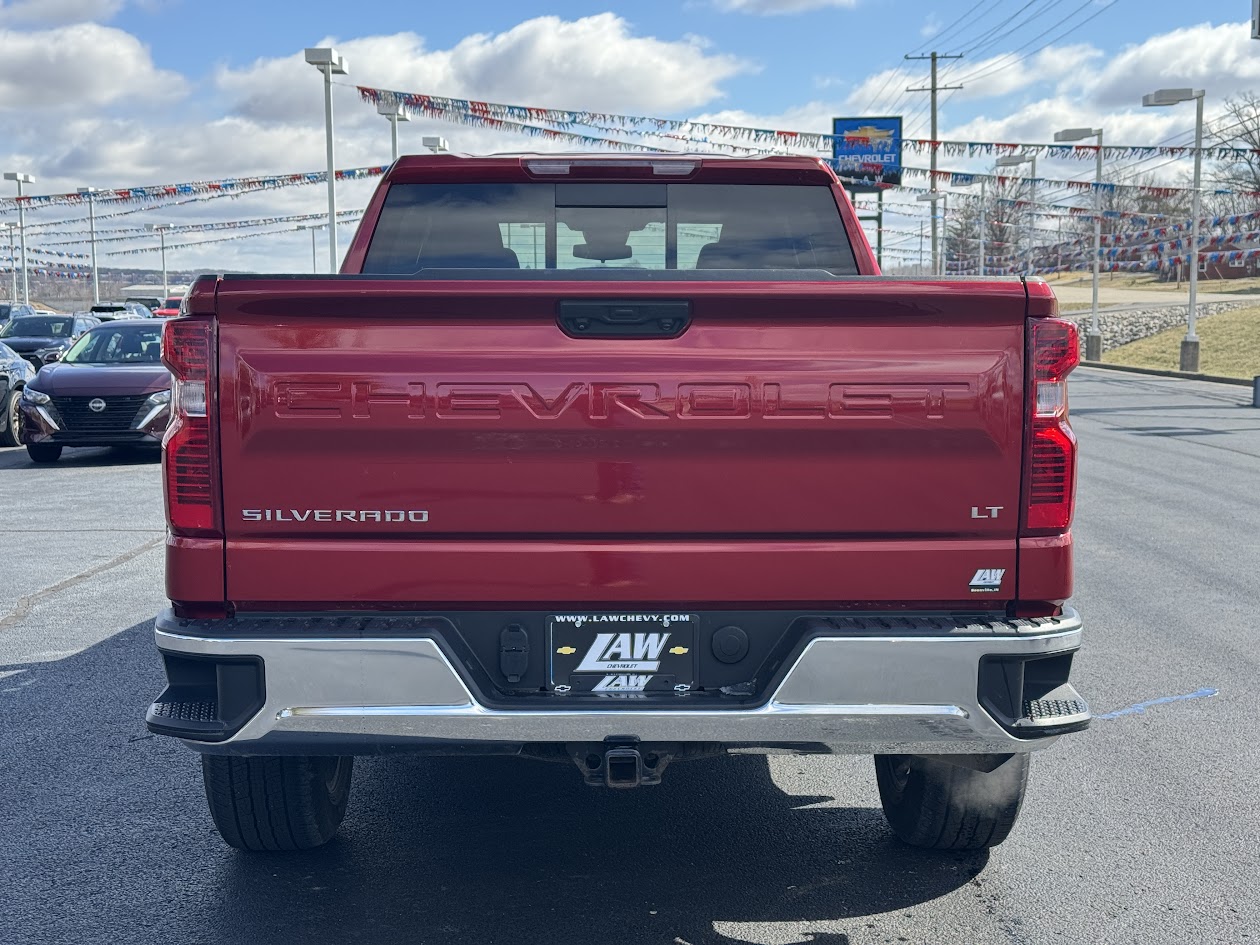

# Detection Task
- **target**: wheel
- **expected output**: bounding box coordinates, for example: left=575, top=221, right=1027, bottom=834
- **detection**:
left=874, top=753, right=1029, bottom=850
left=26, top=443, right=62, bottom=464
left=201, top=754, right=354, bottom=851
left=0, top=387, right=19, bottom=447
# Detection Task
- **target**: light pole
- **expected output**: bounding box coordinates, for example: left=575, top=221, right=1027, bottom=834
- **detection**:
left=422, top=136, right=450, bottom=154
left=305, top=47, right=348, bottom=273
left=917, top=191, right=948, bottom=275
left=4, top=222, right=16, bottom=301
left=1055, top=128, right=1105, bottom=361
left=996, top=153, right=1037, bottom=275
left=956, top=171, right=993, bottom=275
left=77, top=186, right=101, bottom=303
left=297, top=223, right=324, bottom=272
left=149, top=224, right=172, bottom=296
left=1144, top=87, right=1206, bottom=373
left=4, top=171, right=34, bottom=303
left=377, top=100, right=410, bottom=162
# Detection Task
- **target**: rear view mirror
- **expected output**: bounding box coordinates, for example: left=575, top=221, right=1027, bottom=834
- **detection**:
left=572, top=242, right=633, bottom=261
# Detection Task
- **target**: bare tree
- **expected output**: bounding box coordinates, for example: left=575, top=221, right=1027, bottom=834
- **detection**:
left=1208, top=92, right=1260, bottom=209
left=945, top=176, right=1026, bottom=274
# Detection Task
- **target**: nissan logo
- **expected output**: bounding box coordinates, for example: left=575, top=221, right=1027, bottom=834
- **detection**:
left=88, top=398, right=107, bottom=413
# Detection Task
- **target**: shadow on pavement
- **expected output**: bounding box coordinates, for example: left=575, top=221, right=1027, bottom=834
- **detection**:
left=0, top=445, right=161, bottom=471
left=2, top=620, right=983, bottom=945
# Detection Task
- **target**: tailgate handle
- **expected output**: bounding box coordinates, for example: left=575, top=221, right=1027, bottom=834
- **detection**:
left=557, top=300, right=691, bottom=339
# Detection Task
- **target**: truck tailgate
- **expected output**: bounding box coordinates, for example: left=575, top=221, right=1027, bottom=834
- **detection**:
left=214, top=277, right=1029, bottom=605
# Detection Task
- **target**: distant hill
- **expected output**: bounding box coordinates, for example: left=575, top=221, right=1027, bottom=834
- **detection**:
left=16, top=267, right=222, bottom=310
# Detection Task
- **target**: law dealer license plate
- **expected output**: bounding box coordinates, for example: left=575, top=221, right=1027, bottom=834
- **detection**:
left=548, top=613, right=696, bottom=694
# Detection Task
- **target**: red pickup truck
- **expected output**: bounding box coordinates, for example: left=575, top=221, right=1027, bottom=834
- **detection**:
left=146, top=153, right=1088, bottom=853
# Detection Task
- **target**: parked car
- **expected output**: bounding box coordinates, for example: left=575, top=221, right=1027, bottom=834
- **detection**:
left=125, top=296, right=165, bottom=312
left=18, top=320, right=170, bottom=463
left=0, top=314, right=100, bottom=369
left=0, top=302, right=37, bottom=324
left=155, top=296, right=184, bottom=318
left=0, top=340, right=36, bottom=446
left=90, top=302, right=154, bottom=321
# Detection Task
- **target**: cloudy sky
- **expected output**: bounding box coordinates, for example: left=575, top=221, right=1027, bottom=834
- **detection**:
left=0, top=0, right=1256, bottom=274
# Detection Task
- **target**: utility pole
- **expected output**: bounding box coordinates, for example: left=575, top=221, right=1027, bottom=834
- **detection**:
left=906, top=51, right=963, bottom=279
left=78, top=187, right=100, bottom=303
left=148, top=224, right=172, bottom=296
left=4, top=223, right=16, bottom=302
left=876, top=190, right=884, bottom=269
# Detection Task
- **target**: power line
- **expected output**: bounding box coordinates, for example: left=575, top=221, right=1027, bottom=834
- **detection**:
left=960, top=0, right=1074, bottom=61
left=905, top=0, right=1000, bottom=56
left=906, top=51, right=965, bottom=274
left=957, top=0, right=1042, bottom=55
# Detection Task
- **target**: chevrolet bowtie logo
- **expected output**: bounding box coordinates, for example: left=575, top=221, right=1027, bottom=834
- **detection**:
left=669, top=646, right=689, bottom=655
left=556, top=646, right=577, bottom=655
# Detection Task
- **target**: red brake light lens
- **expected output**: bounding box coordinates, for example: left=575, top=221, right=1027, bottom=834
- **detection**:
left=161, top=317, right=220, bottom=538
left=1031, top=318, right=1080, bottom=381
left=1022, top=317, right=1079, bottom=536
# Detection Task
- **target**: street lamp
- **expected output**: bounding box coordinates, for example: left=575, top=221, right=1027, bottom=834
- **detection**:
left=78, top=187, right=101, bottom=303
left=917, top=191, right=949, bottom=275
left=1055, top=127, right=1104, bottom=361
left=955, top=170, right=998, bottom=276
left=376, top=100, right=410, bottom=162
left=297, top=223, right=325, bottom=273
left=422, top=136, right=450, bottom=153
left=304, top=47, right=348, bottom=273
left=4, top=171, right=34, bottom=303
left=1143, top=87, right=1206, bottom=373
left=996, top=153, right=1037, bottom=275
left=148, top=224, right=172, bottom=296
left=4, top=222, right=17, bottom=302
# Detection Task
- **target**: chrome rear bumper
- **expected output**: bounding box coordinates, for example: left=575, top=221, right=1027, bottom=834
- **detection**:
left=150, top=607, right=1086, bottom=755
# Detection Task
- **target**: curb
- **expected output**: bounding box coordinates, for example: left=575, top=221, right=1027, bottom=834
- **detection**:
left=1079, top=361, right=1253, bottom=387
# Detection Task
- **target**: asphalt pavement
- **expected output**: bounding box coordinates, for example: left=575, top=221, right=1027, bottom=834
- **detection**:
left=2, top=367, right=1258, bottom=945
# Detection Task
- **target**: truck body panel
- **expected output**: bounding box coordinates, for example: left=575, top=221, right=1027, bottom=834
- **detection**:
left=210, top=277, right=1039, bottom=607
left=149, top=156, right=1087, bottom=840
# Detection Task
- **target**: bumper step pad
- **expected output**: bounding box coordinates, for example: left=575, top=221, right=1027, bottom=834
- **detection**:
left=1012, top=683, right=1091, bottom=733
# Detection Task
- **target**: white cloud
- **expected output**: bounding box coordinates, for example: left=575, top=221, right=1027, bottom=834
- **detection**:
left=714, top=0, right=857, bottom=12
left=2, top=14, right=755, bottom=277
left=0, top=23, right=187, bottom=109
left=0, top=0, right=123, bottom=25
left=1078, top=21, right=1260, bottom=107
left=4, top=14, right=1251, bottom=282
left=947, top=44, right=1100, bottom=106
left=217, top=15, right=749, bottom=125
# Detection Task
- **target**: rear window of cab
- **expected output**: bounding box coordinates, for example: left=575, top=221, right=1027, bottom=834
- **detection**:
left=362, top=183, right=857, bottom=276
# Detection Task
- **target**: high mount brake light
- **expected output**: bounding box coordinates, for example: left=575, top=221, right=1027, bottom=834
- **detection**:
left=522, top=159, right=699, bottom=177
left=161, top=317, right=220, bottom=538
left=1022, top=318, right=1079, bottom=536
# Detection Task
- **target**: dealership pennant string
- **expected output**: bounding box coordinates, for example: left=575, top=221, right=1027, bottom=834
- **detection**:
left=355, top=85, right=1260, bottom=162
left=103, top=217, right=363, bottom=256
left=40, top=209, right=365, bottom=247
left=0, top=265, right=90, bottom=278
left=0, top=166, right=388, bottom=213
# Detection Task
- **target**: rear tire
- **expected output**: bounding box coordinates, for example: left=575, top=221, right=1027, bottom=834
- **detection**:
left=0, top=387, right=19, bottom=447
left=201, top=754, right=354, bottom=851
left=26, top=443, right=62, bottom=464
left=874, top=753, right=1029, bottom=850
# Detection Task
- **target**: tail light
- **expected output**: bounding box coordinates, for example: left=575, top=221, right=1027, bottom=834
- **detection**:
left=1021, top=318, right=1079, bottom=536
left=161, top=317, right=221, bottom=538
